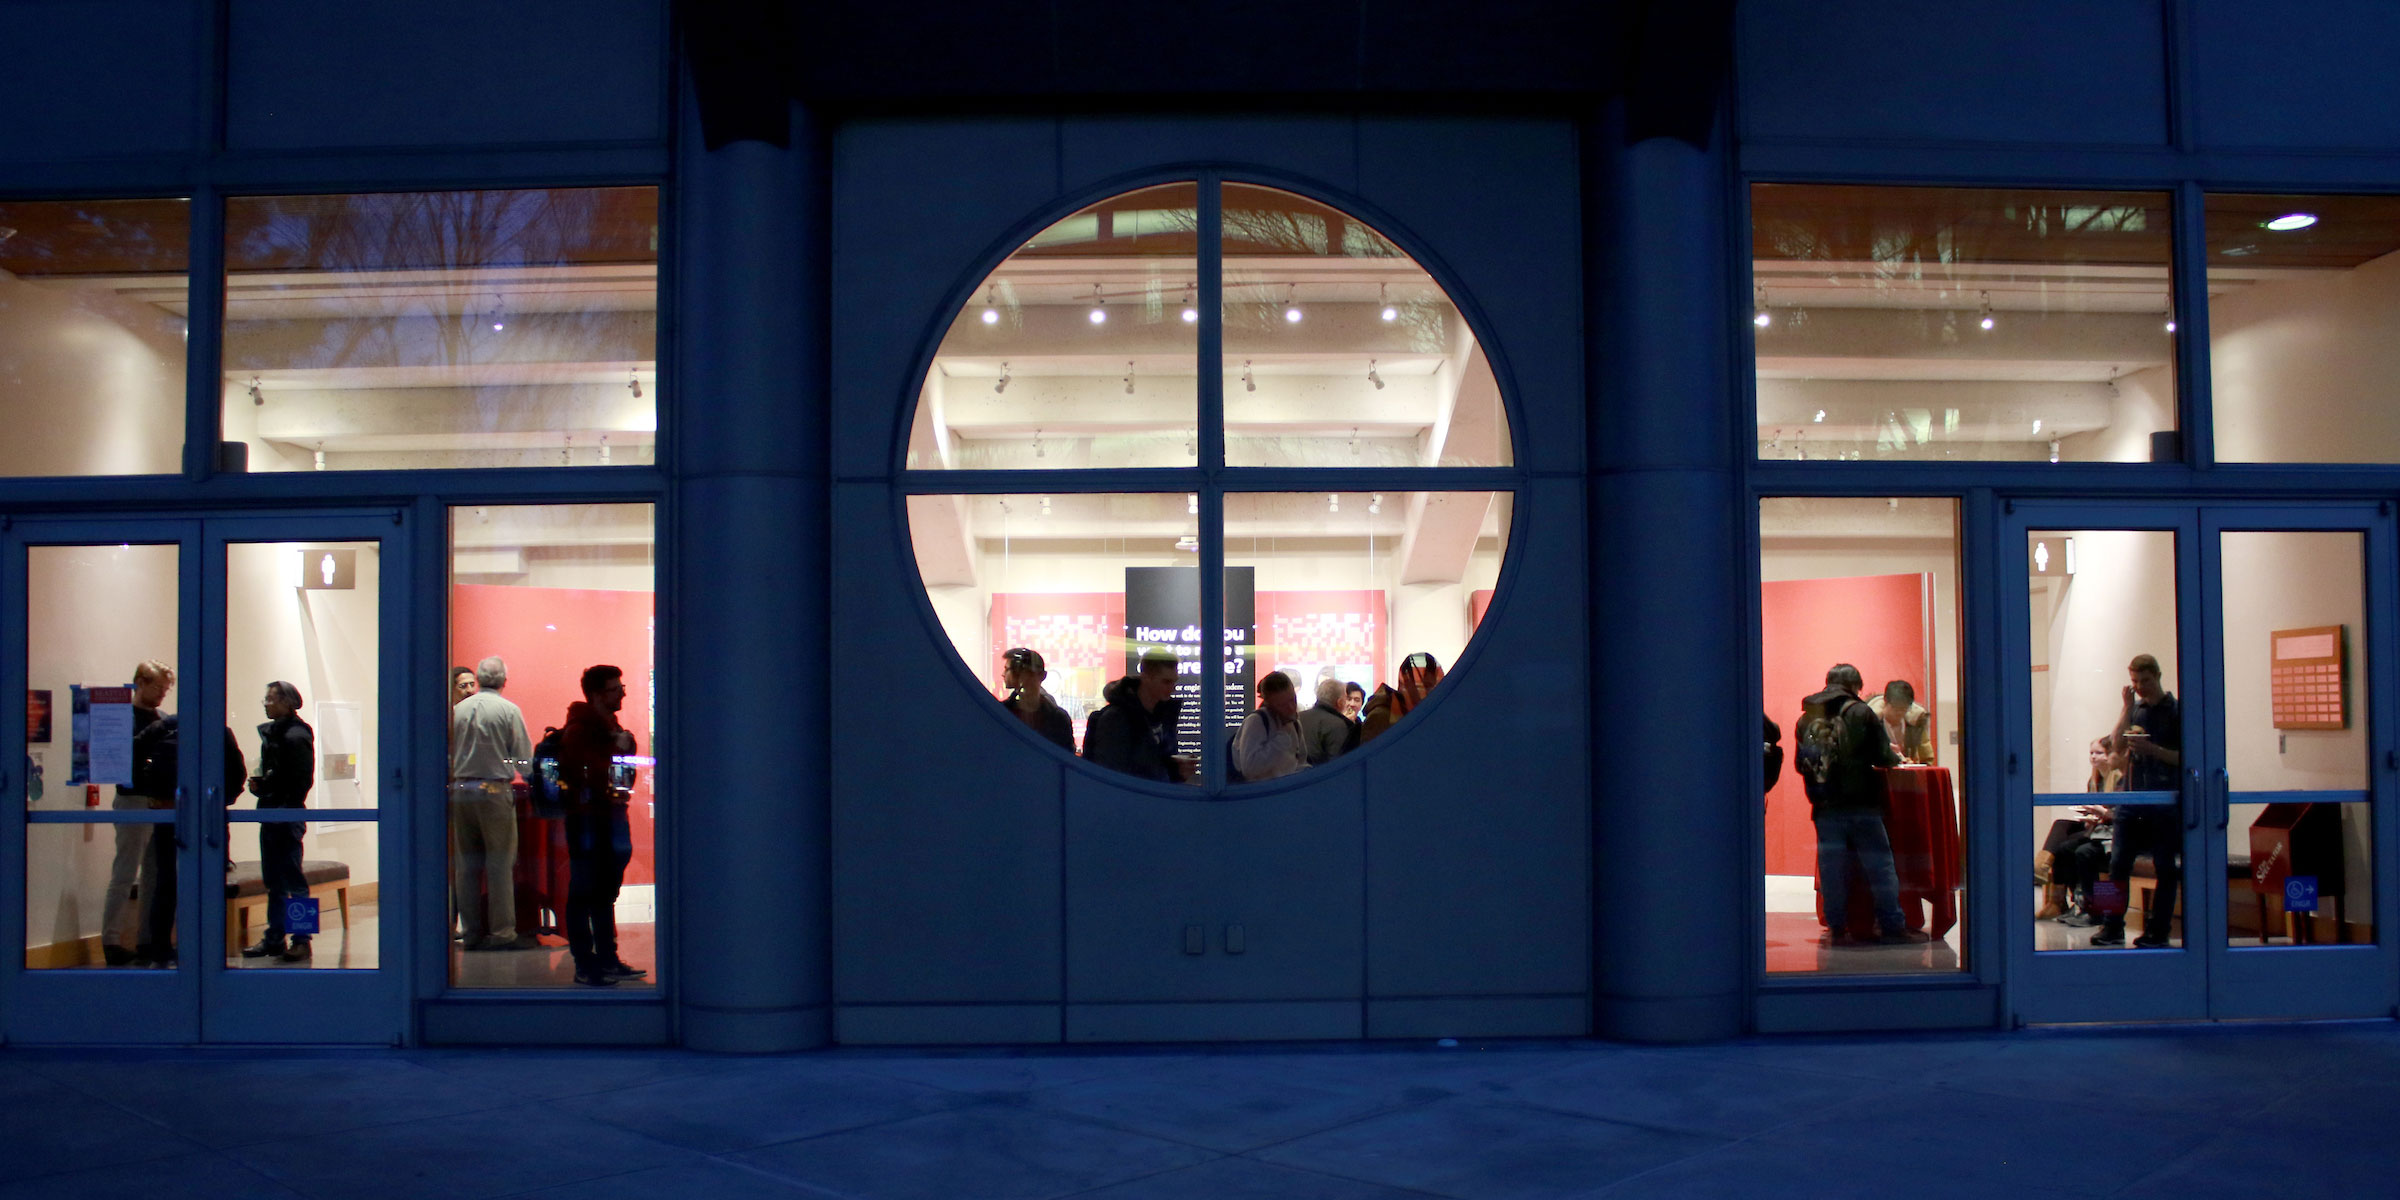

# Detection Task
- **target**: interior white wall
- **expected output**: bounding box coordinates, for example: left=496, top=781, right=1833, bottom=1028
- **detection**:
left=24, top=545, right=179, bottom=953
left=2058, top=363, right=2175, bottom=463
left=221, top=544, right=382, bottom=889
left=2036, top=530, right=2179, bottom=792
left=2212, top=249, right=2400, bottom=462
left=0, top=271, right=185, bottom=476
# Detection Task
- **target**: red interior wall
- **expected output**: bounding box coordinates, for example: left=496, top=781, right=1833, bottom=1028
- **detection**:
left=451, top=584, right=656, bottom=886
left=1761, top=573, right=1933, bottom=876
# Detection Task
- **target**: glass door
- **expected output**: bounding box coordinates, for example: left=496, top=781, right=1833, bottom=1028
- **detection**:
left=2, top=522, right=201, bottom=1043
left=1, top=514, right=408, bottom=1044
left=2007, top=502, right=2394, bottom=1023
left=2200, top=508, right=2395, bottom=1019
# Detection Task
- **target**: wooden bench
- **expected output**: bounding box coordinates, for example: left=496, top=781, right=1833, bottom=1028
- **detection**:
left=224, top=859, right=351, bottom=948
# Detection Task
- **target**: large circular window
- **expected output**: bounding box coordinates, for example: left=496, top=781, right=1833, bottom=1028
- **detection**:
left=905, top=180, right=1516, bottom=788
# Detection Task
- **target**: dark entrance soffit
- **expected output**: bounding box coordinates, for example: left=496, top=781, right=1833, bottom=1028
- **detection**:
left=680, top=0, right=1734, bottom=149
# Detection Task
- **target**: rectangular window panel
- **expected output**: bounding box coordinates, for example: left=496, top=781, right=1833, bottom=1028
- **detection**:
left=0, top=198, right=189, bottom=476
left=2208, top=194, right=2400, bottom=462
left=447, top=503, right=656, bottom=988
left=1752, top=185, right=2177, bottom=463
left=223, top=188, right=657, bottom=471
left=1762, top=497, right=1965, bottom=974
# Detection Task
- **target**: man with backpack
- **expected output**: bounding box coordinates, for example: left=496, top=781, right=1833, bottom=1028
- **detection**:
left=557, top=664, right=645, bottom=987
left=1797, top=663, right=1927, bottom=947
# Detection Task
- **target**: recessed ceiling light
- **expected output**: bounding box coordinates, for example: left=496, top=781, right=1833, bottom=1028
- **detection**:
left=2264, top=212, right=2318, bottom=232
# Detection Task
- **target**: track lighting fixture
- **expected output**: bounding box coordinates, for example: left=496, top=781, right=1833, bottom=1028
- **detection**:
left=1369, top=493, right=1383, bottom=515
left=1032, top=428, right=1044, bottom=459
left=1088, top=284, right=1106, bottom=325
left=1754, top=285, right=1771, bottom=328
left=628, top=369, right=642, bottom=399
left=1282, top=283, right=1303, bottom=324
left=313, top=443, right=326, bottom=471
left=1180, top=284, right=1197, bottom=324
left=1349, top=426, right=1360, bottom=457
left=1367, top=359, right=1384, bottom=390
left=1379, top=283, right=1397, bottom=322
left=1977, top=291, right=1995, bottom=332
left=1187, top=493, right=1199, bottom=515
left=2049, top=439, right=2062, bottom=463
left=1124, top=360, right=1135, bottom=395
left=248, top=377, right=264, bottom=406
left=994, top=362, right=1010, bottom=395
left=2165, top=317, right=2177, bottom=333
left=1242, top=360, right=1255, bottom=393
left=599, top=435, right=612, bottom=465
left=489, top=294, right=505, bottom=332
left=1328, top=493, right=1340, bottom=513
left=1039, top=495, right=1051, bottom=516
left=981, top=285, right=1000, bottom=325
left=561, top=433, right=572, bottom=466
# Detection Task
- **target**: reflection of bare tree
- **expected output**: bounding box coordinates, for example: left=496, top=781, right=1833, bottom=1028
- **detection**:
left=226, top=188, right=656, bottom=451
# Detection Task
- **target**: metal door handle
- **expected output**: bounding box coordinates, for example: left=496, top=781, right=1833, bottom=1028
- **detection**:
left=2185, top=767, right=2202, bottom=831
left=2215, top=766, right=2230, bottom=831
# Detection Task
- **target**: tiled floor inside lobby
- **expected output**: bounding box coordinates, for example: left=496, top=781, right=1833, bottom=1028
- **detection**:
left=4, top=1021, right=2396, bottom=1199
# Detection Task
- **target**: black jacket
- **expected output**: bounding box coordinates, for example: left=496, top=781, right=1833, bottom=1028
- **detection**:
left=1799, top=687, right=1897, bottom=813
left=253, top=714, right=314, bottom=809
left=1002, top=690, right=1076, bottom=753
left=1081, top=676, right=1185, bottom=783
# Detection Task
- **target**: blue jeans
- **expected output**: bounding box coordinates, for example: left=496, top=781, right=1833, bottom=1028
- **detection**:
left=1814, top=810, right=1906, bottom=935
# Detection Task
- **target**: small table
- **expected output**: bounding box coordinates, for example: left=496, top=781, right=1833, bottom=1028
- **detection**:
left=1817, top=766, right=1962, bottom=937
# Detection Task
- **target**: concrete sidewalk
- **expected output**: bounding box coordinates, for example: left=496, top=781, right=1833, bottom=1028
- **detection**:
left=3, top=1022, right=2393, bottom=1198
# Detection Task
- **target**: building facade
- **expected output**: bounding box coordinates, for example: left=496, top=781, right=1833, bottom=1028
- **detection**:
left=2, top=1, right=2398, bottom=1050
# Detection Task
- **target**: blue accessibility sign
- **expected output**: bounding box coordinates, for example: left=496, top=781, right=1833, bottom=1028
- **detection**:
left=2284, top=875, right=2319, bottom=914
left=284, top=897, right=321, bottom=936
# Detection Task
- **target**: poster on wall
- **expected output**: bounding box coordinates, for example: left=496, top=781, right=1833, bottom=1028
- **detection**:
left=1254, top=589, right=1385, bottom=698
left=25, top=690, right=50, bottom=743
left=70, top=684, right=136, bottom=787
left=1124, top=567, right=1256, bottom=763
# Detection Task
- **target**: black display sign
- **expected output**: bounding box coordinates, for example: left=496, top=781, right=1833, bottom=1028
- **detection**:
left=1124, top=566, right=1256, bottom=770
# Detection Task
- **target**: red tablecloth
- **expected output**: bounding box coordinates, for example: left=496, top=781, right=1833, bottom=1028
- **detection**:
left=1816, top=766, right=1962, bottom=936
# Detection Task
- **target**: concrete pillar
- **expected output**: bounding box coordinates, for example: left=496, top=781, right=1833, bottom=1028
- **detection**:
left=671, top=96, right=831, bottom=1051
left=1587, top=106, right=1747, bottom=1042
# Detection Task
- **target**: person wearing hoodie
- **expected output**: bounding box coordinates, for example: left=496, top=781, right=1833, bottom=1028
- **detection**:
left=558, top=664, right=645, bottom=987
left=1294, top=677, right=1355, bottom=765
left=1082, top=648, right=1193, bottom=783
left=1359, top=652, right=1444, bottom=744
left=1798, top=663, right=1924, bottom=947
left=999, top=646, right=1075, bottom=753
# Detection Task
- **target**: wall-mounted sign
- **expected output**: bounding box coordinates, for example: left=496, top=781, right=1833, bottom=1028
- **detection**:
left=297, top=548, right=356, bottom=590
left=2029, top=536, right=2076, bottom=576
left=2270, top=625, right=2345, bottom=730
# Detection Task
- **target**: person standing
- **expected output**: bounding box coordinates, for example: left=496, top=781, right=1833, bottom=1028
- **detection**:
left=998, top=646, right=1075, bottom=753
left=1798, top=663, right=1925, bottom=947
left=1232, top=671, right=1309, bottom=781
left=559, top=664, right=644, bottom=987
left=103, top=661, right=173, bottom=966
left=2095, top=654, right=2183, bottom=949
left=1294, top=677, right=1354, bottom=766
left=450, top=657, right=536, bottom=951
left=1083, top=649, right=1194, bottom=783
left=1868, top=679, right=1935, bottom=765
left=242, top=681, right=315, bottom=963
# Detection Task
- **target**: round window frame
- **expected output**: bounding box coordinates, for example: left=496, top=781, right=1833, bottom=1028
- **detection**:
left=895, top=168, right=1531, bottom=797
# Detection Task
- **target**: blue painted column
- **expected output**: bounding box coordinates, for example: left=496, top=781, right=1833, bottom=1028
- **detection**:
left=1587, top=105, right=1747, bottom=1042
left=671, top=95, right=830, bottom=1051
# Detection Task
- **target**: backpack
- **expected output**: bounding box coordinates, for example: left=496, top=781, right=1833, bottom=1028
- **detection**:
left=1794, top=693, right=1860, bottom=806
left=1762, top=714, right=1785, bottom=795
left=527, top=726, right=568, bottom=818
